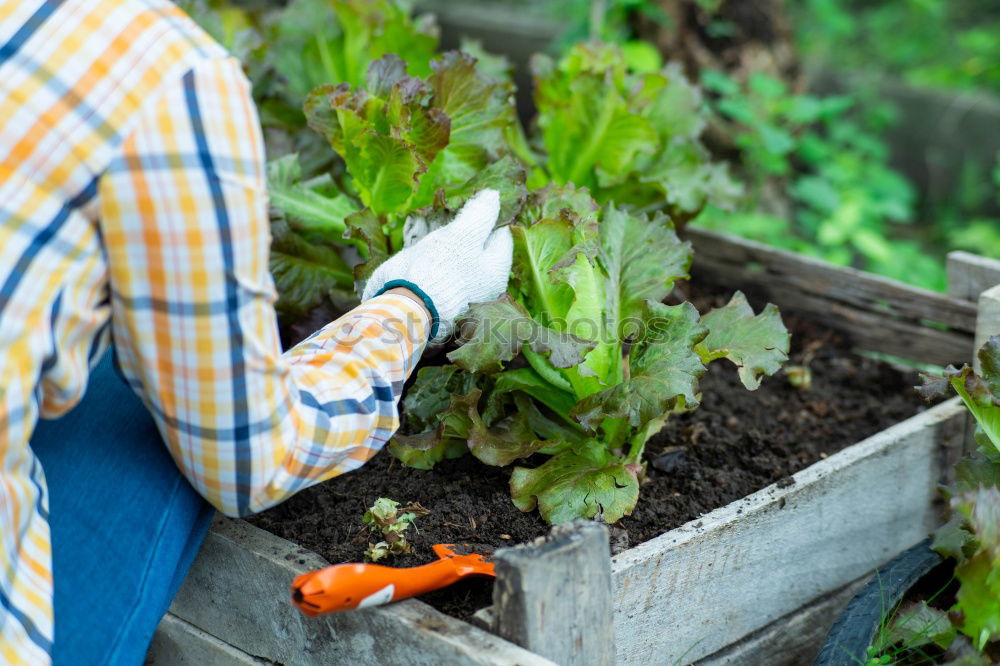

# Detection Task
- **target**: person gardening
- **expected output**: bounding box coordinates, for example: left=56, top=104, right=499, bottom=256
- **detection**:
left=0, top=1, right=513, bottom=663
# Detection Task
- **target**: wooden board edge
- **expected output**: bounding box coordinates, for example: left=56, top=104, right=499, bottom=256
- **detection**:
left=947, top=251, right=1000, bottom=302
left=685, top=226, right=964, bottom=308
left=148, top=613, right=268, bottom=665
left=491, top=521, right=614, bottom=665
left=685, top=227, right=978, bottom=333
left=611, top=397, right=965, bottom=574
left=172, top=518, right=552, bottom=666
left=691, top=576, right=869, bottom=666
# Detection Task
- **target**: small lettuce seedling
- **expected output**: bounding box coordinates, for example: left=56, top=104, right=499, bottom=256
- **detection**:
left=362, top=497, right=418, bottom=563
left=919, top=336, right=1000, bottom=652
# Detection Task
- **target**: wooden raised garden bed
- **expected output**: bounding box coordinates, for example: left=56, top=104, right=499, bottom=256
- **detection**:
left=146, top=230, right=1000, bottom=665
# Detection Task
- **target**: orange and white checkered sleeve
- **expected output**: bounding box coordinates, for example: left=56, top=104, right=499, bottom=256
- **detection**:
left=97, top=56, right=428, bottom=517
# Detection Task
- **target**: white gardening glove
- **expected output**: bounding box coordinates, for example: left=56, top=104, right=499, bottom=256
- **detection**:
left=361, top=189, right=513, bottom=342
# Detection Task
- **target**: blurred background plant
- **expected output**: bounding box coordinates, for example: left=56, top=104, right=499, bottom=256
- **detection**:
left=695, top=68, right=945, bottom=289
left=794, top=0, right=1000, bottom=94
left=792, top=0, right=1000, bottom=288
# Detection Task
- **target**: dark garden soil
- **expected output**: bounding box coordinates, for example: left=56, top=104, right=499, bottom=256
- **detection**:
left=250, top=282, right=935, bottom=621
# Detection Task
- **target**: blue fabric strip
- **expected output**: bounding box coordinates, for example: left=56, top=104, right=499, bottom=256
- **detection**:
left=0, top=585, right=53, bottom=654
left=0, top=177, right=99, bottom=318
left=182, top=70, right=253, bottom=516
left=0, top=0, right=64, bottom=67
left=39, top=289, right=63, bottom=375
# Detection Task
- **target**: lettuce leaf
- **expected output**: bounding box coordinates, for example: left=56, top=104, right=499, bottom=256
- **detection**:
left=447, top=295, right=596, bottom=375
left=697, top=292, right=791, bottom=390
left=570, top=301, right=707, bottom=431
left=305, top=56, right=451, bottom=216
left=510, top=445, right=639, bottom=524
left=269, top=218, right=355, bottom=319
left=411, top=51, right=518, bottom=208
left=272, top=0, right=438, bottom=101
left=923, top=336, right=1000, bottom=648
left=920, top=336, right=1000, bottom=457
left=951, top=485, right=1000, bottom=649
left=266, top=154, right=358, bottom=237
left=532, top=42, right=740, bottom=220
left=305, top=51, right=522, bottom=218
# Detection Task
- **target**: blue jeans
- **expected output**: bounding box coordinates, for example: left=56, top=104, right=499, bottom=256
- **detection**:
left=31, top=350, right=215, bottom=665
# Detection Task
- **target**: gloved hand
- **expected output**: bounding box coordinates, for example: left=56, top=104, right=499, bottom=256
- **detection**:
left=362, top=189, right=513, bottom=342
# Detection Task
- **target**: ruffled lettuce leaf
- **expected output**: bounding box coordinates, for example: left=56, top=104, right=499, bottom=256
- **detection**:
left=508, top=185, right=599, bottom=327
left=697, top=292, right=791, bottom=390
left=884, top=601, right=957, bottom=651
left=272, top=0, right=438, bottom=101
left=305, top=51, right=521, bottom=218
left=466, top=391, right=549, bottom=467
left=266, top=154, right=359, bottom=237
left=950, top=485, right=1000, bottom=649
left=531, top=42, right=739, bottom=219
left=411, top=51, right=518, bottom=208
left=447, top=295, right=596, bottom=375
left=508, top=188, right=696, bottom=399
left=919, top=336, right=1000, bottom=456
left=585, top=204, right=693, bottom=390
left=389, top=365, right=475, bottom=469
left=343, top=208, right=388, bottom=292
left=435, top=155, right=528, bottom=228
left=532, top=44, right=657, bottom=191
left=510, top=445, right=639, bottom=524
left=305, top=56, right=450, bottom=216
left=390, top=367, right=574, bottom=470
left=570, top=301, right=707, bottom=431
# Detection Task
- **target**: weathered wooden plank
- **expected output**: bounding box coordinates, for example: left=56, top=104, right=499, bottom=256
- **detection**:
left=689, top=257, right=971, bottom=365
left=693, top=578, right=866, bottom=666
left=687, top=227, right=977, bottom=331
left=492, top=521, right=615, bottom=666
left=947, top=251, right=1000, bottom=302
left=169, top=517, right=553, bottom=666
left=686, top=274, right=966, bottom=364
left=685, top=228, right=977, bottom=365
left=974, top=284, right=1000, bottom=371
left=147, top=613, right=269, bottom=665
left=609, top=398, right=965, bottom=666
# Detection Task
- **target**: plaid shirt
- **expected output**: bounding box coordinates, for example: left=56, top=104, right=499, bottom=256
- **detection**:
left=0, top=1, right=428, bottom=661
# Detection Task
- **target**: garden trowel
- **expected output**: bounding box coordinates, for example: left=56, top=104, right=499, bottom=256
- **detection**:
left=291, top=543, right=495, bottom=616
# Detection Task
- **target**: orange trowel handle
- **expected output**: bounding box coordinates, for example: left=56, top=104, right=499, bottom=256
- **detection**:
left=291, top=545, right=495, bottom=616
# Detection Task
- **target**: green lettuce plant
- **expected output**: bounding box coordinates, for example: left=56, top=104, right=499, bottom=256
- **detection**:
left=271, top=0, right=438, bottom=104
left=267, top=50, right=524, bottom=315
left=180, top=0, right=443, bottom=178
left=917, top=337, right=1000, bottom=653
left=528, top=42, right=741, bottom=224
left=392, top=185, right=789, bottom=524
